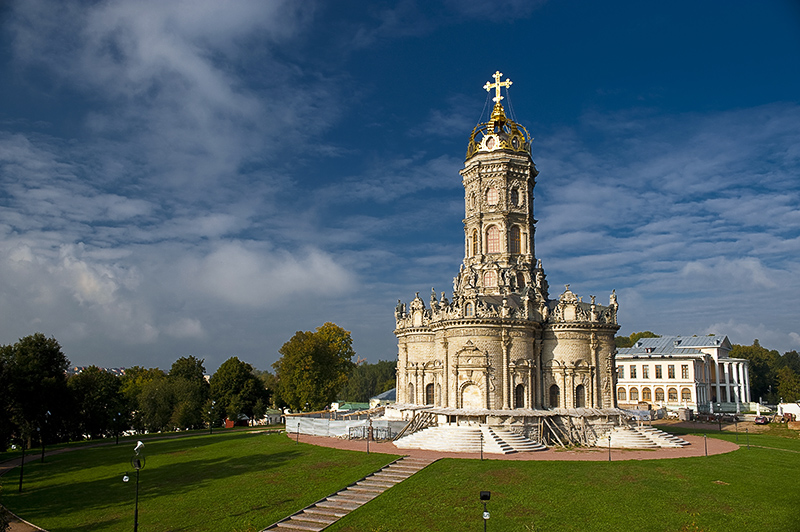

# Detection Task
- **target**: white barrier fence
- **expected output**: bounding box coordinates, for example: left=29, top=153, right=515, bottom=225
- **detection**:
left=285, top=417, right=407, bottom=439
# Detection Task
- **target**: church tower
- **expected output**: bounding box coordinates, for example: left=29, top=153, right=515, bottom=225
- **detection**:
left=394, top=72, right=620, bottom=413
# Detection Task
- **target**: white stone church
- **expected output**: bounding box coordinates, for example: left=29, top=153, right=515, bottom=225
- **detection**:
left=393, top=72, right=620, bottom=414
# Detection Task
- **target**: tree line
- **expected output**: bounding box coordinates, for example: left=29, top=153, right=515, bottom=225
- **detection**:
left=616, top=331, right=800, bottom=403
left=1, top=324, right=397, bottom=452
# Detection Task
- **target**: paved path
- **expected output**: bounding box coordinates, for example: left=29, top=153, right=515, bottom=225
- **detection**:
left=295, top=432, right=739, bottom=461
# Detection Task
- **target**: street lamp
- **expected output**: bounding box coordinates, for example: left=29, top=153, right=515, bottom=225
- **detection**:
left=480, top=491, right=491, bottom=532
left=209, top=401, right=215, bottom=435
left=123, top=441, right=146, bottom=532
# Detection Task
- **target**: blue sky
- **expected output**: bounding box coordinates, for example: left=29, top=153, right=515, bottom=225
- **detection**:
left=1, top=1, right=799, bottom=372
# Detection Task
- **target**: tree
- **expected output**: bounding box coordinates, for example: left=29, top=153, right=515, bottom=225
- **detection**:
left=209, top=357, right=269, bottom=423
left=273, top=322, right=356, bottom=411
left=776, top=367, right=800, bottom=403
left=120, top=366, right=167, bottom=433
left=615, top=331, right=660, bottom=348
left=339, top=360, right=396, bottom=402
left=730, top=340, right=781, bottom=403
left=0, top=334, right=70, bottom=450
left=168, top=356, right=209, bottom=429
left=67, top=366, right=124, bottom=439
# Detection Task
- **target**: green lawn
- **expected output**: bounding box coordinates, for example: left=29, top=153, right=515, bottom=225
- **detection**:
left=327, top=428, right=800, bottom=532
left=0, top=431, right=398, bottom=531
left=2, top=427, right=799, bottom=532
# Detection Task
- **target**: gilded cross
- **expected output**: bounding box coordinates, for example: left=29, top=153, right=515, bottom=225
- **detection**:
left=483, top=71, right=512, bottom=103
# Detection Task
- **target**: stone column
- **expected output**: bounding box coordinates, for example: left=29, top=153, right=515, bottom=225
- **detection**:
left=502, top=330, right=511, bottom=409
left=442, top=337, right=449, bottom=408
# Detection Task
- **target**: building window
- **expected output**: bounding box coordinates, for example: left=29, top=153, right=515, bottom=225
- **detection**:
left=655, top=388, right=665, bottom=402
left=642, top=365, right=649, bottom=379
left=617, top=366, right=625, bottom=380
left=471, top=229, right=478, bottom=256
left=483, top=270, right=497, bottom=287
left=617, top=387, right=627, bottom=401
left=515, top=384, right=525, bottom=409
left=486, top=226, right=500, bottom=253
left=465, top=302, right=474, bottom=317
left=408, top=383, right=415, bottom=403
left=509, top=225, right=521, bottom=254
left=549, top=384, right=560, bottom=408
left=642, top=387, right=652, bottom=401
left=630, top=387, right=639, bottom=401
left=655, top=365, right=663, bottom=379
left=425, top=383, right=435, bottom=405
left=630, top=365, right=637, bottom=379
left=681, top=364, right=689, bottom=379
left=668, top=365, right=675, bottom=379
left=720, top=387, right=728, bottom=402
left=668, top=387, right=678, bottom=402
left=681, top=388, right=692, bottom=402
left=486, top=187, right=498, bottom=205
left=510, top=188, right=519, bottom=206
left=575, top=384, right=586, bottom=408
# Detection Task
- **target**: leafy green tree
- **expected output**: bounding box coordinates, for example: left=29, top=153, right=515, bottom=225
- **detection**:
left=168, top=356, right=209, bottom=429
left=253, top=369, right=281, bottom=408
left=777, top=351, right=800, bottom=374
left=615, top=331, right=660, bottom=348
left=776, top=367, right=800, bottom=403
left=339, top=360, right=396, bottom=402
left=731, top=340, right=781, bottom=403
left=209, top=357, right=269, bottom=423
left=273, top=322, right=356, bottom=411
left=138, top=375, right=175, bottom=432
left=0, top=333, right=70, bottom=450
left=120, top=366, right=166, bottom=433
left=67, top=366, right=124, bottom=439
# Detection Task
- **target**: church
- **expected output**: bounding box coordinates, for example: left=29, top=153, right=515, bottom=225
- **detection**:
left=393, top=72, right=620, bottom=414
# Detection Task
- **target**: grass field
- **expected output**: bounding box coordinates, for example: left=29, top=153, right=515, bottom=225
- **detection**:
left=325, top=426, right=800, bottom=532
left=0, top=430, right=398, bottom=531
left=1, top=426, right=799, bottom=532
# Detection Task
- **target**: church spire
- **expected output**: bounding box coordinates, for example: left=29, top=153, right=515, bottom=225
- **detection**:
left=466, top=72, right=532, bottom=160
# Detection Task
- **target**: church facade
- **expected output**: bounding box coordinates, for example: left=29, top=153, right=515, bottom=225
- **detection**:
left=394, top=72, right=620, bottom=412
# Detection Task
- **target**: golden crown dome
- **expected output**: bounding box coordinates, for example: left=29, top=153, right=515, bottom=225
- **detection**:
left=465, top=71, right=532, bottom=160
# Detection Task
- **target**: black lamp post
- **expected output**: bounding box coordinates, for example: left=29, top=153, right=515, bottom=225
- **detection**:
left=40, top=410, right=50, bottom=463
left=209, top=401, right=215, bottom=435
left=480, top=491, right=491, bottom=532
left=123, top=441, right=146, bottom=532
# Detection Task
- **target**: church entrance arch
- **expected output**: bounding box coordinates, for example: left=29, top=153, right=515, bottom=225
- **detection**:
left=461, top=384, right=482, bottom=409
left=549, top=384, right=560, bottom=408
left=514, top=384, right=525, bottom=409
left=425, top=383, right=435, bottom=405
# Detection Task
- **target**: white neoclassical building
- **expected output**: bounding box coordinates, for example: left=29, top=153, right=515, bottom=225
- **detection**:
left=615, top=335, right=751, bottom=413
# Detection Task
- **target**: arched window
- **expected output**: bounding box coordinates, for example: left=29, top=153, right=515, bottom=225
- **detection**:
left=486, top=187, right=498, bottom=205
left=642, top=387, right=652, bottom=401
left=486, top=226, right=500, bottom=253
left=655, top=388, right=665, bottom=402
left=575, top=384, right=586, bottom=408
left=668, top=388, right=678, bottom=402
left=516, top=272, right=525, bottom=289
left=549, top=385, right=560, bottom=408
left=629, top=387, right=639, bottom=401
left=514, top=384, right=525, bottom=409
left=465, top=302, right=475, bottom=317
left=471, top=229, right=478, bottom=256
left=510, top=225, right=521, bottom=254
left=425, top=383, right=435, bottom=405
left=510, top=188, right=519, bottom=206
left=483, top=270, right=497, bottom=288
left=617, top=387, right=627, bottom=401
left=681, top=388, right=692, bottom=402
left=408, top=383, right=415, bottom=404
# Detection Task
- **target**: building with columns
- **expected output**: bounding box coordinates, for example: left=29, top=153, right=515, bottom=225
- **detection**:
left=615, top=335, right=751, bottom=413
left=393, top=72, right=620, bottom=413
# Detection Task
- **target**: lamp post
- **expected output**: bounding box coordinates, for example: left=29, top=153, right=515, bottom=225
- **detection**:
left=480, top=491, right=491, bottom=532
left=40, top=410, right=50, bottom=463
left=124, top=441, right=146, bottom=532
left=209, top=401, right=215, bottom=435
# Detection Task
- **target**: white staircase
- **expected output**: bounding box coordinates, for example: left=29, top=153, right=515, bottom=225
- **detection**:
left=594, top=426, right=690, bottom=449
left=394, top=425, right=545, bottom=454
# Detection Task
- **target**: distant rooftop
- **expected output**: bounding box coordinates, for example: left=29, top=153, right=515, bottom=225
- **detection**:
left=618, top=335, right=731, bottom=357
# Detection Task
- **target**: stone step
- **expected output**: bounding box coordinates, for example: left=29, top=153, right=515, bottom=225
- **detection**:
left=275, top=522, right=323, bottom=531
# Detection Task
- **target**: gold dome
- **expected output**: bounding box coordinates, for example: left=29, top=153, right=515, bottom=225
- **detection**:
left=466, top=71, right=532, bottom=160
